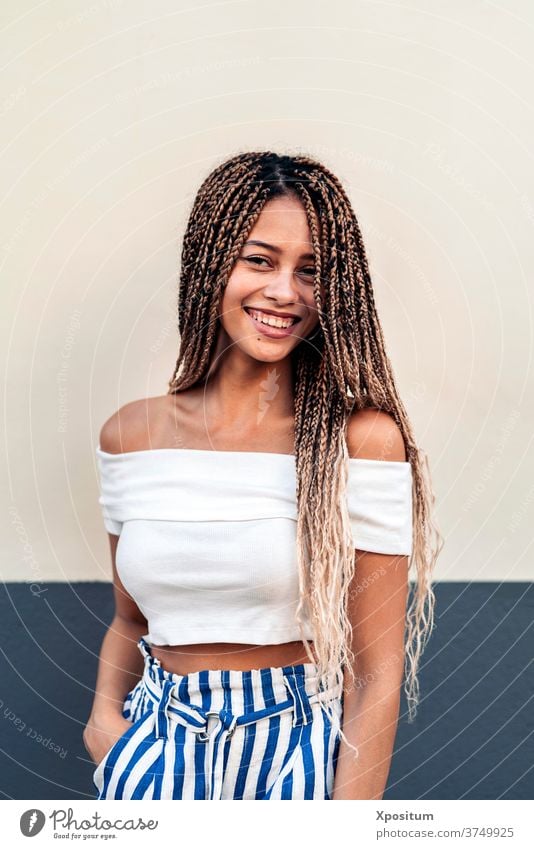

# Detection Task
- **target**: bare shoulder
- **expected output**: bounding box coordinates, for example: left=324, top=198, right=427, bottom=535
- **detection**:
left=99, top=395, right=171, bottom=454
left=346, top=407, right=407, bottom=462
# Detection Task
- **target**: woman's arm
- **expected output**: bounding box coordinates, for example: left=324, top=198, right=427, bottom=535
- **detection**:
left=83, top=533, right=148, bottom=764
left=332, top=407, right=410, bottom=800
left=88, top=535, right=147, bottom=720
left=332, top=548, right=409, bottom=800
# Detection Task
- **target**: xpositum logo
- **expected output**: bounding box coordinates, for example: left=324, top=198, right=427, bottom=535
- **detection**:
left=20, top=809, right=45, bottom=836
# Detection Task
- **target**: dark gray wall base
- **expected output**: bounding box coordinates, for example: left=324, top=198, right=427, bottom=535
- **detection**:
left=0, top=581, right=532, bottom=800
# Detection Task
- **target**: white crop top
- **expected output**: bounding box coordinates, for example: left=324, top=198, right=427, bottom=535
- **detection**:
left=96, top=446, right=413, bottom=646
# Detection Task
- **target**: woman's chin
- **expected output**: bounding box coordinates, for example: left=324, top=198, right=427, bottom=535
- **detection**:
left=217, top=326, right=305, bottom=363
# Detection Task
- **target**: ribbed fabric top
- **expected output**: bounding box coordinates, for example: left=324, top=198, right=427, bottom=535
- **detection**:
left=96, top=446, right=413, bottom=646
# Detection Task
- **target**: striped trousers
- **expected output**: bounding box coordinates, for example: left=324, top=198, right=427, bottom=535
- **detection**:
left=93, top=637, right=344, bottom=800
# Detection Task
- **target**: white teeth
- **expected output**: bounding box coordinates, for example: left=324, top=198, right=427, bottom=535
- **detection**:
left=248, top=309, right=295, bottom=329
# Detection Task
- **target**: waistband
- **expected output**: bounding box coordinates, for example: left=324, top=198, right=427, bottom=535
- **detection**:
left=137, top=636, right=338, bottom=702
left=136, top=637, right=342, bottom=799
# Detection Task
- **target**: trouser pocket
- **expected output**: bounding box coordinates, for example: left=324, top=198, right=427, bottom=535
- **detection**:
left=92, top=710, right=154, bottom=796
left=92, top=681, right=140, bottom=773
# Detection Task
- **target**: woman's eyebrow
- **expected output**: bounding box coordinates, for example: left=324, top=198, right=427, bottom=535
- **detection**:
left=243, top=239, right=314, bottom=259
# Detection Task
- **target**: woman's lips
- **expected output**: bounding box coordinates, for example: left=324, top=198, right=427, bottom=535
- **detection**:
left=243, top=307, right=301, bottom=339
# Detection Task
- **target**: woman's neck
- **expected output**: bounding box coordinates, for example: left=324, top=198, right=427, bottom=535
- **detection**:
left=203, top=355, right=295, bottom=432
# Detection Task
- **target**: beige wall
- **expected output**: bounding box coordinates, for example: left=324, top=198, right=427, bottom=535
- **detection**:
left=1, top=1, right=532, bottom=581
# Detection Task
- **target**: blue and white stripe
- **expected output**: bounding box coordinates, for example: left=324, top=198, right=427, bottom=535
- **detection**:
left=93, top=637, right=343, bottom=800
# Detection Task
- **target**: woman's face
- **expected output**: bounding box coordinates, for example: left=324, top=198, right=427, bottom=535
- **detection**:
left=218, top=193, right=324, bottom=363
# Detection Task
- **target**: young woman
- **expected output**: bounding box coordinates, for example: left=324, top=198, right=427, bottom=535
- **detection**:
left=84, top=151, right=443, bottom=800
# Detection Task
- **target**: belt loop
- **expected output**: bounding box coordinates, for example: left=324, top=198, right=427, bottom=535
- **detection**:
left=138, top=636, right=161, bottom=669
left=137, top=636, right=151, bottom=660
left=282, top=670, right=313, bottom=728
left=156, top=679, right=176, bottom=739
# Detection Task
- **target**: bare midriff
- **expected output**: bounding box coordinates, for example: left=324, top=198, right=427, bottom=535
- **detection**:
left=149, top=640, right=315, bottom=675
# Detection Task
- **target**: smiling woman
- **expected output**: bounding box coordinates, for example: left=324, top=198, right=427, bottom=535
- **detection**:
left=85, top=150, right=443, bottom=801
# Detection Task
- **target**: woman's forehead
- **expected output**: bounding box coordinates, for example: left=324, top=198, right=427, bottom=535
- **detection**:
left=247, top=195, right=317, bottom=251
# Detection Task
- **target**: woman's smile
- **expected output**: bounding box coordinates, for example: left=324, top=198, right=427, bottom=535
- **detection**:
left=243, top=305, right=303, bottom=339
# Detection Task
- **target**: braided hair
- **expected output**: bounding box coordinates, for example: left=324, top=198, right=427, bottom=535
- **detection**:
left=168, top=151, right=444, bottom=756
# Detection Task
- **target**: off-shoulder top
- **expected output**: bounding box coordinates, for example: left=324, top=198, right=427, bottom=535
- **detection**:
left=96, top=446, right=413, bottom=646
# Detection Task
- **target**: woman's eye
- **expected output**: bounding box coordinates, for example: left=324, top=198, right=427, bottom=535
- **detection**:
left=242, top=256, right=315, bottom=278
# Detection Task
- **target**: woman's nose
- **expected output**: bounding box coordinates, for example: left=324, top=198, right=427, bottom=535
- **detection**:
left=261, top=269, right=301, bottom=303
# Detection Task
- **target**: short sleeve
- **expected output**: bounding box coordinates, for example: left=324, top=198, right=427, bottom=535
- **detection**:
left=101, top=509, right=122, bottom=536
left=346, top=458, right=413, bottom=555
left=96, top=447, right=123, bottom=536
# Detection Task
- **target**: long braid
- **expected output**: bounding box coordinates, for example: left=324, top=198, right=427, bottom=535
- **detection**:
left=167, top=151, right=444, bottom=754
